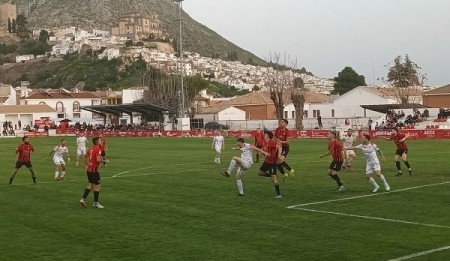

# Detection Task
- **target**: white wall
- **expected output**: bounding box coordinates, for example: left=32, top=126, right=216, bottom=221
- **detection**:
left=21, top=97, right=102, bottom=121
left=0, top=112, right=57, bottom=128
left=217, top=107, right=246, bottom=121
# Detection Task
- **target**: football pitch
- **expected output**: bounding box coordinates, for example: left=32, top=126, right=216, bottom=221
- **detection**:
left=0, top=137, right=449, bottom=261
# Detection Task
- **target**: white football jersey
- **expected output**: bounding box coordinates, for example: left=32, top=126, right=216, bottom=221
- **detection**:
left=355, top=143, right=380, bottom=164
left=342, top=135, right=356, bottom=149
left=76, top=136, right=87, bottom=148
left=53, top=145, right=69, bottom=158
left=213, top=135, right=224, bottom=148
left=240, top=143, right=253, bottom=164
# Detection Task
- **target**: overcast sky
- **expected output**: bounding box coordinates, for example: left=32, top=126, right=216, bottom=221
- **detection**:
left=183, top=0, right=450, bottom=86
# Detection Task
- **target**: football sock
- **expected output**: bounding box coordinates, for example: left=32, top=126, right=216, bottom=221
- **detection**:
left=404, top=161, right=411, bottom=169
left=227, top=160, right=236, bottom=174
left=8, top=177, right=14, bottom=184
left=379, top=174, right=388, bottom=184
left=274, top=183, right=281, bottom=195
left=55, top=171, right=59, bottom=178
left=395, top=161, right=401, bottom=171
left=82, top=188, right=90, bottom=199
left=94, top=191, right=100, bottom=202
left=282, top=162, right=292, bottom=171
left=61, top=171, right=65, bottom=178
left=277, top=164, right=286, bottom=175
left=32, top=176, right=36, bottom=183
left=236, top=180, right=244, bottom=195
left=329, top=174, right=343, bottom=187
left=368, top=177, right=379, bottom=188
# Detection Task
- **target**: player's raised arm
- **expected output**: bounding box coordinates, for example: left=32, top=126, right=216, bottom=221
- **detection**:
left=320, top=150, right=331, bottom=158
left=249, top=144, right=268, bottom=157
left=48, top=147, right=56, bottom=158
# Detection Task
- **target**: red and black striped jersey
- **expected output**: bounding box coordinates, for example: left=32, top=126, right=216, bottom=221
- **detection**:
left=275, top=127, right=290, bottom=147
left=264, top=140, right=279, bottom=164
left=328, top=139, right=344, bottom=162
left=390, top=133, right=407, bottom=150
left=16, top=144, right=34, bottom=162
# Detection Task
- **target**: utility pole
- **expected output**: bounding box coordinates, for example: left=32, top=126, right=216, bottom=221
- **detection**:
left=173, top=0, right=186, bottom=117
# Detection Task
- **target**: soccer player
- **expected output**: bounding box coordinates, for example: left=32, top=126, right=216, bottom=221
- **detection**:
left=274, top=119, right=295, bottom=182
left=342, top=129, right=357, bottom=170
left=212, top=130, right=225, bottom=164
left=258, top=131, right=283, bottom=198
left=8, top=136, right=37, bottom=185
left=348, top=134, right=391, bottom=192
left=221, top=138, right=268, bottom=196
left=320, top=131, right=345, bottom=192
left=48, top=139, right=70, bottom=181
left=385, top=127, right=412, bottom=176
left=99, top=134, right=108, bottom=167
left=79, top=137, right=109, bottom=209
left=76, top=132, right=88, bottom=167
left=254, top=128, right=265, bottom=163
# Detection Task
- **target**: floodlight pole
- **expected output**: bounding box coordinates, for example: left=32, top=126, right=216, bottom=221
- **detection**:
left=174, top=0, right=186, bottom=117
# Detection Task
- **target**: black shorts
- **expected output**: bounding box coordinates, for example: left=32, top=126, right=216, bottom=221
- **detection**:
left=329, top=161, right=343, bottom=172
left=15, top=161, right=32, bottom=169
left=87, top=172, right=101, bottom=185
left=101, top=151, right=106, bottom=157
left=395, top=149, right=408, bottom=156
left=260, top=162, right=277, bottom=176
left=281, top=146, right=289, bottom=157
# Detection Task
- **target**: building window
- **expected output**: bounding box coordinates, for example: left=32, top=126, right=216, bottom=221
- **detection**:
left=291, top=111, right=295, bottom=119
left=56, top=101, right=64, bottom=113
left=39, top=101, right=46, bottom=105
left=73, top=101, right=80, bottom=112
left=284, top=111, right=288, bottom=119
left=73, top=113, right=81, bottom=118
left=57, top=113, right=65, bottom=119
left=332, top=109, right=335, bottom=118
left=304, top=110, right=308, bottom=118
left=313, top=110, right=317, bottom=118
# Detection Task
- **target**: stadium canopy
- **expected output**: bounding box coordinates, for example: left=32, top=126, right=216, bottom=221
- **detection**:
left=360, top=104, right=427, bottom=114
left=81, top=102, right=177, bottom=124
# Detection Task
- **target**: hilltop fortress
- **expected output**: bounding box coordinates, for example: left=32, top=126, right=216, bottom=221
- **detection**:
left=0, top=2, right=16, bottom=36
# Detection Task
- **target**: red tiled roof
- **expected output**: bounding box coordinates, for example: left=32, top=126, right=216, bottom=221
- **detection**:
left=25, top=91, right=101, bottom=99
left=424, top=84, right=450, bottom=95
left=215, top=90, right=328, bottom=107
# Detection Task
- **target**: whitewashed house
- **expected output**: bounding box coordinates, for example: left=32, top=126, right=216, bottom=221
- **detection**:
left=16, top=54, right=35, bottom=63
left=20, top=89, right=103, bottom=122
left=0, top=104, right=57, bottom=130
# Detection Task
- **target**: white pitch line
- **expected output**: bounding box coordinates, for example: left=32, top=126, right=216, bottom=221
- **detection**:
left=387, top=245, right=450, bottom=261
left=294, top=207, right=450, bottom=229
left=287, top=181, right=450, bottom=208
left=112, top=164, right=183, bottom=178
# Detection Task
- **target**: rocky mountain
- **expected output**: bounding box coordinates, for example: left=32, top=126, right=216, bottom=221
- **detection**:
left=2, top=0, right=266, bottom=64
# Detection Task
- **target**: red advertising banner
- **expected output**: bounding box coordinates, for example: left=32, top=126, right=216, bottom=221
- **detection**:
left=46, top=129, right=450, bottom=140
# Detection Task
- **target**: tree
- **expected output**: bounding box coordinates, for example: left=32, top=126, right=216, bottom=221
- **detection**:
left=267, top=52, right=293, bottom=121
left=291, top=77, right=306, bottom=130
left=11, top=19, right=16, bottom=33
left=16, top=14, right=30, bottom=39
left=385, top=55, right=425, bottom=105
left=186, top=75, right=210, bottom=117
left=39, top=30, right=49, bottom=44
left=7, top=18, right=11, bottom=33
left=332, top=67, right=366, bottom=95
left=125, top=40, right=133, bottom=47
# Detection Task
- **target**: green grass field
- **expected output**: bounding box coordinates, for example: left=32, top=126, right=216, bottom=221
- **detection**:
left=0, top=137, right=449, bottom=261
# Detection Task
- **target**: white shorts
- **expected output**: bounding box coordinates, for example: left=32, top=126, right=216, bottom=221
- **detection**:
left=77, top=147, right=86, bottom=156
left=366, top=162, right=381, bottom=175
left=215, top=146, right=222, bottom=154
left=241, top=160, right=253, bottom=170
left=346, top=149, right=356, bottom=157
left=53, top=156, right=65, bottom=166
